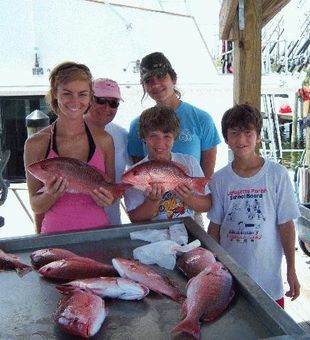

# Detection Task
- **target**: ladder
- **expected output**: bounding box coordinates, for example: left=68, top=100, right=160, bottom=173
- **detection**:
left=260, top=94, right=283, bottom=162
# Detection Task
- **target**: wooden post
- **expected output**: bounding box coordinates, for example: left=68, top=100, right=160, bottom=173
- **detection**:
left=233, top=0, right=262, bottom=110
left=291, top=93, right=298, bottom=148
left=306, top=105, right=310, bottom=202
left=298, top=97, right=304, bottom=148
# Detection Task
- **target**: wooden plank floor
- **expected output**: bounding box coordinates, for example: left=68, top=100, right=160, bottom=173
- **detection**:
left=282, top=238, right=310, bottom=334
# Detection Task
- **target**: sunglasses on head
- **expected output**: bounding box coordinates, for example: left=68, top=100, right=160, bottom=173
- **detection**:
left=94, top=97, right=120, bottom=108
left=143, top=70, right=168, bottom=84
left=56, top=63, right=91, bottom=76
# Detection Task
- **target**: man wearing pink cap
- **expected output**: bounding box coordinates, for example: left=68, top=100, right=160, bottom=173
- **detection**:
left=84, top=78, right=131, bottom=225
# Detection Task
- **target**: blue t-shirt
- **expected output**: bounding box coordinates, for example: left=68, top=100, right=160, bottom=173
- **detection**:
left=127, top=101, right=221, bottom=162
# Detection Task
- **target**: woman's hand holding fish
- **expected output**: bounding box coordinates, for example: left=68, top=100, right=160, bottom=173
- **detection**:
left=45, top=176, right=68, bottom=200
left=91, top=187, right=115, bottom=207
left=31, top=176, right=68, bottom=216
left=28, top=175, right=68, bottom=216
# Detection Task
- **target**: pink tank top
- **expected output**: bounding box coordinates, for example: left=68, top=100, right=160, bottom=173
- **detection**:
left=41, top=123, right=110, bottom=234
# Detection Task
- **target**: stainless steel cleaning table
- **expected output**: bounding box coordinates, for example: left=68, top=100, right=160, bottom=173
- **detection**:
left=0, top=217, right=308, bottom=340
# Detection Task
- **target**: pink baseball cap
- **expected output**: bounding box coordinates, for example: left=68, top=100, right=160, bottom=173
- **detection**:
left=93, top=78, right=123, bottom=100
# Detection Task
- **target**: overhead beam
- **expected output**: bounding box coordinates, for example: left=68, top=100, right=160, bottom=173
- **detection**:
left=220, top=0, right=291, bottom=37
left=219, top=0, right=239, bottom=40
left=262, top=0, right=290, bottom=26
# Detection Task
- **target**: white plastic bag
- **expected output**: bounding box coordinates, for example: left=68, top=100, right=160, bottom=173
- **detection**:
left=129, top=223, right=189, bottom=245
left=129, top=229, right=169, bottom=242
left=169, top=223, right=188, bottom=245
left=133, top=239, right=201, bottom=270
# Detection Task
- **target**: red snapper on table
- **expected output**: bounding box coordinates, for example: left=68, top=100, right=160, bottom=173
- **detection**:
left=38, top=256, right=117, bottom=281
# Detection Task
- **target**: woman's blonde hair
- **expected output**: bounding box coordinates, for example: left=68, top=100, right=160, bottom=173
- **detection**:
left=46, top=61, right=93, bottom=114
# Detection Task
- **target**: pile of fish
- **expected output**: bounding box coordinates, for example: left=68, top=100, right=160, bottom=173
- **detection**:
left=174, top=247, right=235, bottom=339
left=29, top=247, right=185, bottom=338
left=1, top=243, right=235, bottom=339
left=130, top=227, right=235, bottom=338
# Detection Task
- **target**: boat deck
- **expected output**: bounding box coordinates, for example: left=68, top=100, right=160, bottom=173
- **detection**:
left=1, top=183, right=310, bottom=335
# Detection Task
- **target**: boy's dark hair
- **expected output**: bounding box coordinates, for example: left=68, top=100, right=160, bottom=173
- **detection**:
left=221, top=104, right=263, bottom=140
left=139, top=105, right=180, bottom=139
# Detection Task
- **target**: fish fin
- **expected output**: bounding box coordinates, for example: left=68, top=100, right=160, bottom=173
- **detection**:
left=201, top=309, right=224, bottom=323
left=155, top=289, right=185, bottom=304
left=89, top=164, right=106, bottom=177
left=88, top=164, right=113, bottom=184
left=201, top=303, right=230, bottom=323
left=170, top=161, right=190, bottom=175
left=201, top=287, right=235, bottom=323
left=16, top=265, right=33, bottom=278
left=56, top=284, right=74, bottom=294
left=56, top=285, right=84, bottom=295
left=172, top=317, right=201, bottom=339
left=36, top=186, right=46, bottom=194
left=192, top=177, right=210, bottom=194
left=186, top=276, right=195, bottom=289
left=181, top=299, right=188, bottom=317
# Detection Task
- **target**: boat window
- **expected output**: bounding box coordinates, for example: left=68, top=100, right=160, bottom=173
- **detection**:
left=0, top=96, right=51, bottom=181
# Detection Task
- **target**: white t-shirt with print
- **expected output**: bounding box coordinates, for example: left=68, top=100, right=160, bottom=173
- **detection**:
left=207, top=159, right=300, bottom=300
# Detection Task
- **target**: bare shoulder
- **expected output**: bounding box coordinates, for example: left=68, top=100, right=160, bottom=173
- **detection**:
left=24, top=125, right=52, bottom=164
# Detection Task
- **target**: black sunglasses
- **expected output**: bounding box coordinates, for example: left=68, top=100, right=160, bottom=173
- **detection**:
left=94, top=97, right=120, bottom=108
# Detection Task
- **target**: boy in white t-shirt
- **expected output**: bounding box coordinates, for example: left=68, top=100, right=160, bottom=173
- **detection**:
left=207, top=104, right=300, bottom=308
left=124, top=106, right=211, bottom=222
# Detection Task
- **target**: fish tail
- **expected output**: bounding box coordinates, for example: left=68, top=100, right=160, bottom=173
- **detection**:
left=192, top=177, right=209, bottom=194
left=36, top=186, right=46, bottom=194
left=172, top=317, right=201, bottom=339
left=16, top=265, right=33, bottom=278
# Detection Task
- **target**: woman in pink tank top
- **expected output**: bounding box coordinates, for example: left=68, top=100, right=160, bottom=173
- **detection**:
left=24, top=61, right=116, bottom=233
